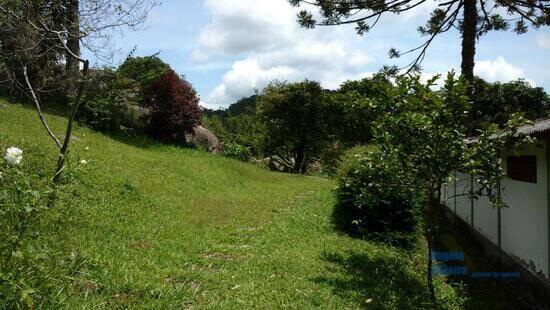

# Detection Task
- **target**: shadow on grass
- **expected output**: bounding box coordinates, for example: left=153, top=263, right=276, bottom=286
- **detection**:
left=313, top=249, right=432, bottom=309
left=330, top=201, right=421, bottom=250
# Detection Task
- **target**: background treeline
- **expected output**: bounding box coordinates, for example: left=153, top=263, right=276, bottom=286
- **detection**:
left=204, top=75, right=549, bottom=175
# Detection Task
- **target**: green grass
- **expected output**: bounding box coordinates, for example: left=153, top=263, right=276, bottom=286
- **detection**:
left=0, top=100, right=466, bottom=309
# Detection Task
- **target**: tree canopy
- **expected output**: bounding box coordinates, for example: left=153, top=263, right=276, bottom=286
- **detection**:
left=290, top=0, right=550, bottom=87
left=471, top=78, right=549, bottom=131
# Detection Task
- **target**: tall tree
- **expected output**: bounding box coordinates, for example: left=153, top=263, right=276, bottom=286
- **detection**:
left=289, top=0, right=549, bottom=89
left=471, top=77, right=549, bottom=130
left=257, top=80, right=331, bottom=174
left=64, top=0, right=79, bottom=100
left=65, top=0, right=79, bottom=78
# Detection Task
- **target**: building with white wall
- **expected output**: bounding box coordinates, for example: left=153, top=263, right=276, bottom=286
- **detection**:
left=443, top=118, right=550, bottom=283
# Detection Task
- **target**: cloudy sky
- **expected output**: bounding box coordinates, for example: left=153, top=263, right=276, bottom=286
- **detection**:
left=86, top=0, right=550, bottom=109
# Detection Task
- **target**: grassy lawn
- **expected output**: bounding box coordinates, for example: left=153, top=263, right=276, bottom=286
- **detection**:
left=0, top=100, right=466, bottom=309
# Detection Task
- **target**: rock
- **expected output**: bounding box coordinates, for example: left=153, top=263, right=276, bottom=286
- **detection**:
left=186, top=125, right=223, bottom=154
left=266, top=155, right=294, bottom=172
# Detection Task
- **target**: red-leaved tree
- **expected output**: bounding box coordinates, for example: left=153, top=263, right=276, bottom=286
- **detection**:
left=142, top=70, right=202, bottom=143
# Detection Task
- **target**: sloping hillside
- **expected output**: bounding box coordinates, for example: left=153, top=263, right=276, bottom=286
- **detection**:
left=0, top=101, right=464, bottom=308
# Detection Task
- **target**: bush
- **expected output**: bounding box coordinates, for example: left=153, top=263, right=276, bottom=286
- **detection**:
left=142, top=70, right=202, bottom=143
left=335, top=146, right=422, bottom=247
left=221, top=142, right=251, bottom=161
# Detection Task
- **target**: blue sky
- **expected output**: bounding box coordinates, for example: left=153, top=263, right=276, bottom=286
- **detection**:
left=86, top=0, right=550, bottom=109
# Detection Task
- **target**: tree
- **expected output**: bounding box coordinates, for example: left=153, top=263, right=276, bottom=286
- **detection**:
left=289, top=0, right=550, bottom=89
left=141, top=70, right=202, bottom=143
left=227, top=95, right=257, bottom=116
left=326, top=74, right=394, bottom=146
left=118, top=54, right=171, bottom=90
left=65, top=0, right=80, bottom=98
left=257, top=80, right=331, bottom=174
left=335, top=72, right=530, bottom=305
left=471, top=77, right=549, bottom=131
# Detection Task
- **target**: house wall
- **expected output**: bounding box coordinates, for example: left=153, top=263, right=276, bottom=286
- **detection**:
left=472, top=178, right=498, bottom=245
left=454, top=172, right=472, bottom=224
left=500, top=140, right=548, bottom=278
left=443, top=139, right=549, bottom=279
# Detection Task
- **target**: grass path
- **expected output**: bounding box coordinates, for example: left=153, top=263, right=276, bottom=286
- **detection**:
left=0, top=101, right=465, bottom=309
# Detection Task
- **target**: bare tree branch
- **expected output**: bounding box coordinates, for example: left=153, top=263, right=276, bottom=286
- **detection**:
left=22, top=65, right=62, bottom=149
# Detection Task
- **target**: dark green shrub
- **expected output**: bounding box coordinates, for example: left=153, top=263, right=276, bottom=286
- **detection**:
left=336, top=146, right=422, bottom=247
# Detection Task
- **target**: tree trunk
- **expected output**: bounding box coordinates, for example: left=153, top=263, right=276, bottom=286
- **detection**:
left=53, top=60, right=89, bottom=184
left=294, top=146, right=304, bottom=174
left=65, top=0, right=80, bottom=98
left=461, top=0, right=477, bottom=94
left=426, top=186, right=443, bottom=307
left=425, top=202, right=437, bottom=308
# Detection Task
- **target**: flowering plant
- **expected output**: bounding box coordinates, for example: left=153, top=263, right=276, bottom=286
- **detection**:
left=0, top=146, right=52, bottom=306
left=4, top=147, right=23, bottom=166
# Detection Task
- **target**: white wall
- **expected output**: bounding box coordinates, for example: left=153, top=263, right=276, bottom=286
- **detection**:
left=500, top=140, right=548, bottom=277
left=442, top=139, right=549, bottom=279
left=455, top=172, right=472, bottom=223
left=472, top=177, right=499, bottom=244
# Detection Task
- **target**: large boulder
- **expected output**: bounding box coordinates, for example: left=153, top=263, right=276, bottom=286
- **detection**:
left=186, top=125, right=223, bottom=154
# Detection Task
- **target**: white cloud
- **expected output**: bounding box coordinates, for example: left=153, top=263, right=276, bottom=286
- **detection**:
left=475, top=57, right=534, bottom=85
left=203, top=41, right=373, bottom=109
left=195, top=0, right=377, bottom=108
left=198, top=0, right=538, bottom=108
left=192, top=0, right=298, bottom=60
left=536, top=33, right=550, bottom=49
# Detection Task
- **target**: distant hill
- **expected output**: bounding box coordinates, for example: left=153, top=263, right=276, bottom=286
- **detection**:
left=203, top=95, right=257, bottom=117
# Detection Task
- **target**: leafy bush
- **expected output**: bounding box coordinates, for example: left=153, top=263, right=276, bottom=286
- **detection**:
left=222, top=142, right=252, bottom=161
left=336, top=146, right=422, bottom=247
left=142, top=70, right=202, bottom=143
left=326, top=75, right=394, bottom=147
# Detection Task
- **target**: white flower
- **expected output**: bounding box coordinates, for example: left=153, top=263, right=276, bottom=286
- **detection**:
left=4, top=147, right=23, bottom=166
left=79, top=159, right=87, bottom=165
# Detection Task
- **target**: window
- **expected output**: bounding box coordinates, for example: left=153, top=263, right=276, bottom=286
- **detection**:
left=507, top=155, right=537, bottom=183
